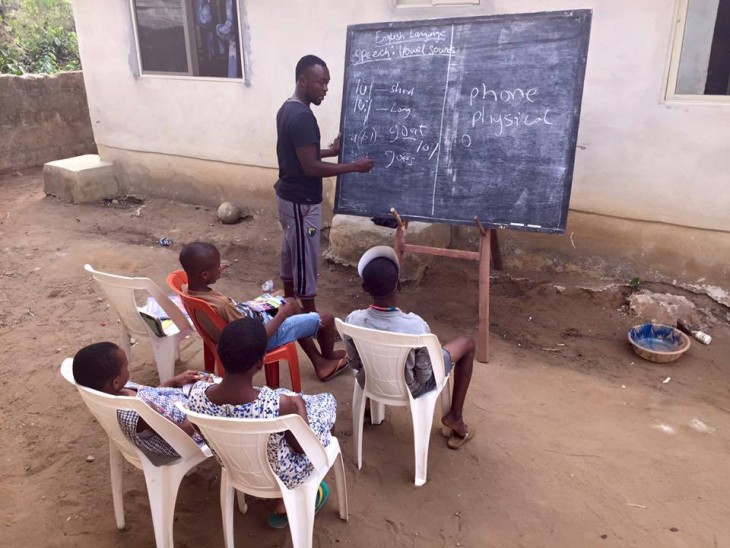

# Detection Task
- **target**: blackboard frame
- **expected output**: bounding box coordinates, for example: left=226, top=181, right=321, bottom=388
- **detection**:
left=335, top=10, right=592, bottom=234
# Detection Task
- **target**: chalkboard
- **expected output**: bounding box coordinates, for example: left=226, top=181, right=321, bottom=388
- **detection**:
left=334, top=10, right=591, bottom=233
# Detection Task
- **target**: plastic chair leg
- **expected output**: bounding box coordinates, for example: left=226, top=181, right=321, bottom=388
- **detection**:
left=333, top=451, right=349, bottom=521
left=370, top=401, right=386, bottom=425
left=282, top=480, right=318, bottom=548
left=410, top=394, right=439, bottom=487
left=109, top=441, right=125, bottom=530
left=141, top=461, right=187, bottom=548
left=236, top=489, right=247, bottom=515
left=203, top=344, right=215, bottom=373
left=150, top=336, right=178, bottom=384
left=265, top=361, right=281, bottom=389
left=221, top=473, right=236, bottom=548
left=287, top=348, right=302, bottom=393
left=352, top=382, right=366, bottom=470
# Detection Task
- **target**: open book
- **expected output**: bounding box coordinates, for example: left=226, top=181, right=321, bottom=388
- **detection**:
left=242, top=293, right=287, bottom=315
left=138, top=295, right=189, bottom=337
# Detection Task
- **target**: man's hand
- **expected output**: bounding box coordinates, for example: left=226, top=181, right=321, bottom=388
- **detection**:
left=352, top=157, right=375, bottom=173
left=329, top=135, right=341, bottom=155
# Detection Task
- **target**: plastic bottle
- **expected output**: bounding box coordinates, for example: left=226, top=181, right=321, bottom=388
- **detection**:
left=676, top=320, right=712, bottom=345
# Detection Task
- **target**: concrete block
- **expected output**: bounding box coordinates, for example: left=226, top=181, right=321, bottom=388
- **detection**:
left=326, top=214, right=451, bottom=282
left=43, top=154, right=118, bottom=203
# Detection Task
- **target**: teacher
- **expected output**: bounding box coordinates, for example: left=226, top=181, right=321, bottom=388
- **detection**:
left=275, top=54, right=374, bottom=313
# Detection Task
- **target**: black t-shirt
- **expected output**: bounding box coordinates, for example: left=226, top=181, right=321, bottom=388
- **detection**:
left=274, top=100, right=322, bottom=204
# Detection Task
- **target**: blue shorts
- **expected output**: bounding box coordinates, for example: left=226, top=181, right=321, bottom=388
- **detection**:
left=262, top=312, right=320, bottom=351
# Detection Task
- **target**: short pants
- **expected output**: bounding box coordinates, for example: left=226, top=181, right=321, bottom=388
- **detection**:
left=410, top=348, right=454, bottom=398
left=262, top=312, right=320, bottom=351
left=277, top=196, right=321, bottom=299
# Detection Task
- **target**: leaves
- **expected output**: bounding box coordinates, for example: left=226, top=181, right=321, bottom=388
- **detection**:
left=0, top=0, right=80, bottom=75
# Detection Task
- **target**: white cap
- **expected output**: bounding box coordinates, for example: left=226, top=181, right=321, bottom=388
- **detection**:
left=357, top=246, right=400, bottom=278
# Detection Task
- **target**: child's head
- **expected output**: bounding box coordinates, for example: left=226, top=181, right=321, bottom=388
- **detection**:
left=73, top=342, right=129, bottom=394
left=358, top=246, right=400, bottom=299
left=179, top=242, right=221, bottom=286
left=217, top=317, right=268, bottom=375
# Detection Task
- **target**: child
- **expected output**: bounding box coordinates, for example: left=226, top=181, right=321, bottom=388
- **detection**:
left=179, top=241, right=348, bottom=382
left=344, top=246, right=476, bottom=449
left=188, top=318, right=336, bottom=528
left=72, top=342, right=212, bottom=464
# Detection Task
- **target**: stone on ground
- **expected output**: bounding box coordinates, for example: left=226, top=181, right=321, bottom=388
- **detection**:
left=326, top=214, right=451, bottom=282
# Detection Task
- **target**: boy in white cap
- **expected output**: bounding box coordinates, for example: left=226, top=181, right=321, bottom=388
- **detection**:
left=344, top=246, right=476, bottom=449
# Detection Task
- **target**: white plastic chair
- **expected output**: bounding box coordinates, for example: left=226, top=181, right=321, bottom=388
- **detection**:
left=60, top=358, right=212, bottom=548
left=178, top=403, right=349, bottom=548
left=85, top=264, right=194, bottom=383
left=335, top=318, right=453, bottom=487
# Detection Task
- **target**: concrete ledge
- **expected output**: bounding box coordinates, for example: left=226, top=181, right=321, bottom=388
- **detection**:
left=43, top=154, right=118, bottom=203
left=326, top=214, right=451, bottom=282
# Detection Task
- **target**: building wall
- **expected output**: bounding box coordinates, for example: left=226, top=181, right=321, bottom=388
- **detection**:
left=0, top=72, right=96, bottom=173
left=70, top=0, right=730, bottom=284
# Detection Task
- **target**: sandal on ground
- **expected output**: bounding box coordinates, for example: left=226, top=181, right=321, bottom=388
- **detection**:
left=319, top=357, right=349, bottom=383
left=447, top=425, right=476, bottom=450
left=267, top=481, right=330, bottom=529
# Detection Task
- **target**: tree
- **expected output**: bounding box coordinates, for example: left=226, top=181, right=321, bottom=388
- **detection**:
left=0, top=0, right=81, bottom=75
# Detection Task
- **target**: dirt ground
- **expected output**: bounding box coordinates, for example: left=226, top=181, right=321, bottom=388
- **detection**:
left=1, top=168, right=729, bottom=548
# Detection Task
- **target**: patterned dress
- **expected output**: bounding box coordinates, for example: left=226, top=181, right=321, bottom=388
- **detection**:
left=187, top=385, right=337, bottom=489
left=117, top=381, right=207, bottom=465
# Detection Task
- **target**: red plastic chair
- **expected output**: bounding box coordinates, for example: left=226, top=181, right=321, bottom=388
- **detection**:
left=167, top=270, right=301, bottom=392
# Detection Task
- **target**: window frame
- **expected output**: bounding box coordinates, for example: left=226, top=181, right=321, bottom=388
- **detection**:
left=128, top=0, right=246, bottom=81
left=665, top=0, right=729, bottom=103
left=394, top=0, right=480, bottom=8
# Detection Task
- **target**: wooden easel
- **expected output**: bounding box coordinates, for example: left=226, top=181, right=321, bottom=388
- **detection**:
left=390, top=208, right=502, bottom=363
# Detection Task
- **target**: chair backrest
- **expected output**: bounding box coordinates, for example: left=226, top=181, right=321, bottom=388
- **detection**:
left=85, top=264, right=190, bottom=338
left=167, top=270, right=227, bottom=362
left=177, top=403, right=328, bottom=495
left=335, top=318, right=446, bottom=405
left=61, top=358, right=206, bottom=467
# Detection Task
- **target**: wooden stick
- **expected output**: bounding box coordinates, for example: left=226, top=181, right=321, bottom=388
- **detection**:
left=402, top=244, right=479, bottom=261
left=477, top=229, right=492, bottom=362
left=474, top=216, right=487, bottom=236
left=390, top=207, right=405, bottom=228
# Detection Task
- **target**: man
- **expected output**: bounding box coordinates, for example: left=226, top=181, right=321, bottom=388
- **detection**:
left=275, top=54, right=374, bottom=313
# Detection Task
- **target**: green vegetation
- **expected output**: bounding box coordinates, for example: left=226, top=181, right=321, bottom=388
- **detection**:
left=0, top=0, right=80, bottom=75
left=628, top=276, right=641, bottom=293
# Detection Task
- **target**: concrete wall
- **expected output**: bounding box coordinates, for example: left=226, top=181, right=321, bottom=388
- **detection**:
left=70, top=0, right=730, bottom=284
left=0, top=71, right=96, bottom=173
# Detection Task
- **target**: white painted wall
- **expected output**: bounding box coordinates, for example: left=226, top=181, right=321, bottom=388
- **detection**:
left=71, top=0, right=730, bottom=232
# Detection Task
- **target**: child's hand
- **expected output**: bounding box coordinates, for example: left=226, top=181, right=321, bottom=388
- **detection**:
left=170, top=370, right=206, bottom=388
left=277, top=298, right=301, bottom=319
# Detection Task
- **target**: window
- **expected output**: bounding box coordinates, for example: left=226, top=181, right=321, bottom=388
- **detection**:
left=667, top=0, right=730, bottom=100
left=130, top=0, right=243, bottom=79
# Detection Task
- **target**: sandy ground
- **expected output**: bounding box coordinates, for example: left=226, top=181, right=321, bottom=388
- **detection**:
left=1, top=168, right=729, bottom=548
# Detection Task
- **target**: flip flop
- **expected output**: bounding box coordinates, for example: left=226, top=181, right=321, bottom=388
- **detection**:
left=320, top=357, right=349, bottom=383
left=447, top=425, right=476, bottom=450
left=267, top=481, right=330, bottom=529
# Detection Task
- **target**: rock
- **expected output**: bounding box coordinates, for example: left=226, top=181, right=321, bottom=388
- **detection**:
left=85, top=455, right=95, bottom=462
left=43, top=154, right=119, bottom=204
left=326, top=214, right=451, bottom=282
left=217, top=202, right=241, bottom=224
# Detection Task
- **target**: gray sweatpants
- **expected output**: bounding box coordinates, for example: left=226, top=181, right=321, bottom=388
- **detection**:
left=277, top=196, right=321, bottom=299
